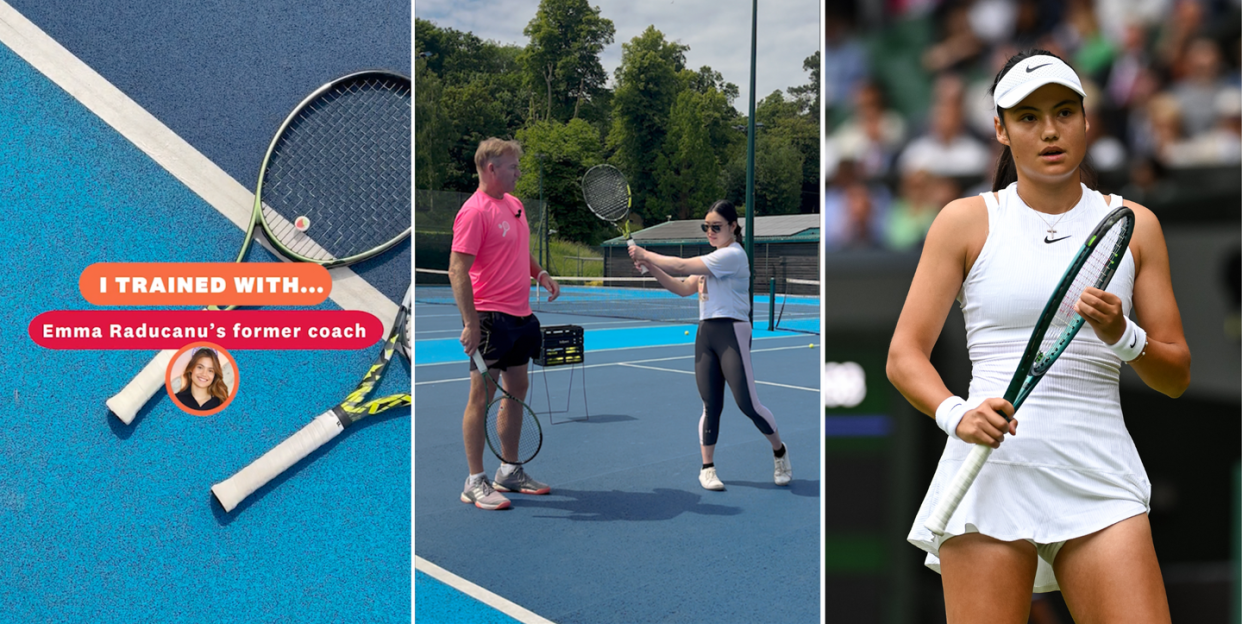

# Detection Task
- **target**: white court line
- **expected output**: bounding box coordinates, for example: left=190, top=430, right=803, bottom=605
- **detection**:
left=0, top=2, right=395, bottom=324
left=416, top=556, right=556, bottom=624
left=415, top=344, right=818, bottom=389
left=619, top=363, right=817, bottom=393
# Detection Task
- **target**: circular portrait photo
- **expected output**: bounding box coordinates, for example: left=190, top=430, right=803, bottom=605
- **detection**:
left=165, top=342, right=238, bottom=416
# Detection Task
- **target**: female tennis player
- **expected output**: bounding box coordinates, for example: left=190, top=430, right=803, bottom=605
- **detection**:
left=174, top=348, right=229, bottom=412
left=628, top=200, right=791, bottom=491
left=887, top=50, right=1190, bottom=623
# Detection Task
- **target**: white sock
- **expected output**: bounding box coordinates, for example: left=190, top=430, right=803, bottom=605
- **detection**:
left=498, top=463, right=518, bottom=477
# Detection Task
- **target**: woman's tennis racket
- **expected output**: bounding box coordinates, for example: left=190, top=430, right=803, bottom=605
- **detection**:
left=211, top=285, right=412, bottom=512
left=470, top=352, right=543, bottom=465
left=925, top=206, right=1136, bottom=534
left=106, top=70, right=411, bottom=425
left=581, top=164, right=646, bottom=273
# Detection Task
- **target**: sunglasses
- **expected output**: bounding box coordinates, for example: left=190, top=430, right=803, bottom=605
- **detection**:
left=700, top=223, right=726, bottom=233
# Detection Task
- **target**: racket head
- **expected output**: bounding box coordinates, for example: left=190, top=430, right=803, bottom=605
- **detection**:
left=483, top=393, right=543, bottom=465
left=581, top=164, right=631, bottom=224
left=1004, top=206, right=1136, bottom=405
left=255, top=70, right=411, bottom=268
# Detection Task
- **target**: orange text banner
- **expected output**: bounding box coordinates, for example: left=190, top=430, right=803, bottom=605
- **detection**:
left=80, top=263, right=331, bottom=306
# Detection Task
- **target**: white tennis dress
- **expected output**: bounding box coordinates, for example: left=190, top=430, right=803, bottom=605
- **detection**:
left=907, top=182, right=1149, bottom=593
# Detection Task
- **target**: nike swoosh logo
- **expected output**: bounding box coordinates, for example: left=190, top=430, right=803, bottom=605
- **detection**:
left=1128, top=334, right=1137, bottom=349
left=1027, top=63, right=1051, bottom=72
left=1043, top=235, right=1072, bottom=243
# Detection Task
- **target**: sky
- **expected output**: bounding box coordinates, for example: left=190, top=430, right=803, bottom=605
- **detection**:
left=415, top=0, right=822, bottom=113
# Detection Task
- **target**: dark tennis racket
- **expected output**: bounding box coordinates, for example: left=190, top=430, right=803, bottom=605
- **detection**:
left=107, top=70, right=411, bottom=424
left=470, top=351, right=543, bottom=465
left=581, top=164, right=646, bottom=273
left=211, top=285, right=412, bottom=512
left=925, top=206, right=1136, bottom=534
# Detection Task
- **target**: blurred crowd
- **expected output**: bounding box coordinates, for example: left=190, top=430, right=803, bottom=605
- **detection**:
left=824, top=0, right=1242, bottom=251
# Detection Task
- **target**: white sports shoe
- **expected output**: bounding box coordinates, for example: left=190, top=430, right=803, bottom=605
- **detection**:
left=774, top=449, right=792, bottom=486
left=699, top=466, right=725, bottom=491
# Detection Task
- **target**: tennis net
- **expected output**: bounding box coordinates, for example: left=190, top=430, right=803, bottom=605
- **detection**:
left=417, top=268, right=819, bottom=332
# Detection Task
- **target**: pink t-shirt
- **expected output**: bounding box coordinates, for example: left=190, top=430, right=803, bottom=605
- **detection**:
left=451, top=190, right=532, bottom=316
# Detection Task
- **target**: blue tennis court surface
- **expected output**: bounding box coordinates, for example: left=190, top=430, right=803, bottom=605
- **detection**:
left=0, top=2, right=409, bottom=622
left=414, top=305, right=821, bottom=623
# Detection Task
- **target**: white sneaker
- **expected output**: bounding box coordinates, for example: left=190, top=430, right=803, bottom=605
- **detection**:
left=699, top=466, right=724, bottom=491
left=774, top=449, right=792, bottom=486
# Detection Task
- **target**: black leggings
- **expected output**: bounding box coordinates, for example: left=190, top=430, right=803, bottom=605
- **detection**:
left=695, top=318, right=778, bottom=446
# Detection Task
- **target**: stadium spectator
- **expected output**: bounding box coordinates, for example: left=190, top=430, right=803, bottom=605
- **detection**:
left=898, top=75, right=991, bottom=178
left=825, top=81, right=906, bottom=180
left=1171, top=37, right=1233, bottom=137
left=824, top=160, right=889, bottom=250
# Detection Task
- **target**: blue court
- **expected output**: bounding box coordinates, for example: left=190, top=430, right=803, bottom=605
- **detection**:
left=0, top=2, right=410, bottom=622
left=413, top=304, right=822, bottom=624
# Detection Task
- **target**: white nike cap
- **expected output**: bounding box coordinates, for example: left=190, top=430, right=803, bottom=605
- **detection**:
left=993, top=55, right=1086, bottom=109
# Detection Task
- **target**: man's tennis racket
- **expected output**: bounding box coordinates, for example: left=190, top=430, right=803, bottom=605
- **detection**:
left=470, top=351, right=543, bottom=465
left=211, top=285, right=412, bottom=512
left=107, top=70, right=411, bottom=424
left=925, top=206, right=1136, bottom=534
left=581, top=164, right=646, bottom=273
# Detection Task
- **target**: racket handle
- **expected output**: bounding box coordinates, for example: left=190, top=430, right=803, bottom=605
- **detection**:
left=106, top=349, right=177, bottom=424
left=925, top=444, right=994, bottom=534
left=211, top=411, right=344, bottom=512
left=627, top=239, right=648, bottom=274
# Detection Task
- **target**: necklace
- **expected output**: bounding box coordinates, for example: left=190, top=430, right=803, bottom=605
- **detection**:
left=1032, top=210, right=1069, bottom=236
left=1016, top=186, right=1079, bottom=236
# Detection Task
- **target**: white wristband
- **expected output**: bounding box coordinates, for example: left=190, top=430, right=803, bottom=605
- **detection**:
left=1108, top=317, right=1147, bottom=362
left=935, top=396, right=968, bottom=440
left=535, top=270, right=549, bottom=283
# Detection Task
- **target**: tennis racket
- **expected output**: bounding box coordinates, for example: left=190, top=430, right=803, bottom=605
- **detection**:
left=470, top=351, right=543, bottom=465
left=211, top=285, right=412, bottom=512
left=107, top=70, right=411, bottom=424
left=925, top=206, right=1136, bottom=534
left=581, top=164, right=646, bottom=273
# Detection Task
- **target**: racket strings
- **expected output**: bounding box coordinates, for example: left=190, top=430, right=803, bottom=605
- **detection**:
left=1037, top=221, right=1128, bottom=368
left=262, top=75, right=411, bottom=261
left=479, top=369, right=542, bottom=465
left=582, top=170, right=629, bottom=222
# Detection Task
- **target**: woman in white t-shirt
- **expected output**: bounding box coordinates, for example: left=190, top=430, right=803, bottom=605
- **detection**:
left=628, top=200, right=791, bottom=491
left=888, top=50, right=1190, bottom=623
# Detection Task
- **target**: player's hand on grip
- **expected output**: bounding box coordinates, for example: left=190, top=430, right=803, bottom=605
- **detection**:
left=955, top=398, right=1017, bottom=448
left=627, top=243, right=646, bottom=263
left=1074, top=286, right=1126, bottom=345
left=460, top=323, right=479, bottom=356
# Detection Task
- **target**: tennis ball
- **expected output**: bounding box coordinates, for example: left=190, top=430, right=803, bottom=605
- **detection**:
left=685, top=330, right=689, bottom=335
left=809, top=343, right=814, bottom=348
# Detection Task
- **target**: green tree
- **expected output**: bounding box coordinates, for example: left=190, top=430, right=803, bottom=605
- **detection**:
left=514, top=119, right=606, bottom=244
left=787, top=51, right=820, bottom=115
left=414, top=54, right=449, bottom=191
left=722, top=129, right=804, bottom=215
left=416, top=19, right=532, bottom=192
left=607, top=26, right=687, bottom=226
left=521, top=0, right=615, bottom=123
left=754, top=132, right=805, bottom=215
left=653, top=90, right=721, bottom=220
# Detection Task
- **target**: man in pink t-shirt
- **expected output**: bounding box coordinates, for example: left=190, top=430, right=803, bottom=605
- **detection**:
left=449, top=138, right=559, bottom=511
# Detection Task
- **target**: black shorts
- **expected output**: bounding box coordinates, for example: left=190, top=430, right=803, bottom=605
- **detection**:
left=470, top=311, right=542, bottom=372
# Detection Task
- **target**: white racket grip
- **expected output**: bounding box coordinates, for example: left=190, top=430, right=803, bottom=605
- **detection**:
left=107, top=349, right=177, bottom=424
left=925, top=444, right=994, bottom=535
left=211, top=411, right=344, bottom=512
left=627, top=239, right=649, bottom=274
